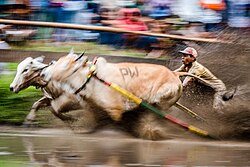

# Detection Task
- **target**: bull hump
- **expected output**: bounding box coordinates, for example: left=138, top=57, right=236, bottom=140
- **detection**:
left=96, top=57, right=107, bottom=65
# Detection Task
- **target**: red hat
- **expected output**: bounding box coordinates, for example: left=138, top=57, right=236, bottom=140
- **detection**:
left=179, top=47, right=198, bottom=58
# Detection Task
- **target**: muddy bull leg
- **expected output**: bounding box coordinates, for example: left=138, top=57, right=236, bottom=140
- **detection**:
left=24, top=96, right=51, bottom=126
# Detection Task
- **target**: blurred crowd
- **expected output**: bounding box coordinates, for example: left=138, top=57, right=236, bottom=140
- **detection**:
left=0, top=0, right=249, bottom=50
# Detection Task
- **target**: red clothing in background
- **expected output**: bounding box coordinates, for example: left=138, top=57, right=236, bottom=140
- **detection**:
left=117, top=19, right=148, bottom=31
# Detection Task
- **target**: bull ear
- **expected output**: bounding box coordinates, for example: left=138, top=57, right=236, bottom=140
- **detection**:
left=34, top=56, right=45, bottom=63
left=75, top=50, right=86, bottom=62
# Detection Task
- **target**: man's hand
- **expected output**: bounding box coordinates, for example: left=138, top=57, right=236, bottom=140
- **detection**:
left=182, top=77, right=193, bottom=87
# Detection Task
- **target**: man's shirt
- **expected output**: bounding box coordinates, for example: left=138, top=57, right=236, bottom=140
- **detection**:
left=175, top=61, right=226, bottom=92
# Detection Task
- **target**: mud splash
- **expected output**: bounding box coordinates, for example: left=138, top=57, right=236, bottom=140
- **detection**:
left=173, top=29, right=250, bottom=140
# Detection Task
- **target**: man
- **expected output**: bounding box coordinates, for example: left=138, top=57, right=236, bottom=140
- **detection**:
left=175, top=47, right=234, bottom=111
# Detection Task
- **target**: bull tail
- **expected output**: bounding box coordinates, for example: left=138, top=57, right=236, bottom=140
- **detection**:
left=174, top=71, right=210, bottom=86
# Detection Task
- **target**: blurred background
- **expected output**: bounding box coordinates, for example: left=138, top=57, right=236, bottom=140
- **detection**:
left=0, top=0, right=249, bottom=50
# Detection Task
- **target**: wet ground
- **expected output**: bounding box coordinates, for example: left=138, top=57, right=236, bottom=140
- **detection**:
left=0, top=127, right=250, bottom=167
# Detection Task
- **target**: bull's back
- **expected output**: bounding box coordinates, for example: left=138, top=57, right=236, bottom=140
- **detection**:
left=115, top=62, right=179, bottom=84
left=100, top=62, right=181, bottom=98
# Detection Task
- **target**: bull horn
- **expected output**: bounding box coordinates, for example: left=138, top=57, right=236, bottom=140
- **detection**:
left=75, top=50, right=86, bottom=62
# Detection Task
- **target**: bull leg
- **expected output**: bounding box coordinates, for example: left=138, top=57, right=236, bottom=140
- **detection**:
left=24, top=96, right=50, bottom=126
left=66, top=108, right=99, bottom=134
left=157, top=84, right=183, bottom=113
left=49, top=106, right=76, bottom=122
left=157, top=94, right=180, bottom=114
left=50, top=94, right=80, bottom=122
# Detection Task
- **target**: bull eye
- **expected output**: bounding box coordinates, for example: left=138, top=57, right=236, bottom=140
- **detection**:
left=22, top=69, right=28, bottom=73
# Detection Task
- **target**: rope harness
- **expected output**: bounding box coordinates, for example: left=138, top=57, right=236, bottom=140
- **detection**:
left=20, top=65, right=50, bottom=89
left=74, top=57, right=98, bottom=94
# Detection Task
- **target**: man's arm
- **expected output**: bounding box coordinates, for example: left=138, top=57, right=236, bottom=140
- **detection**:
left=182, top=77, right=193, bottom=87
left=174, top=65, right=193, bottom=86
left=174, top=64, right=185, bottom=72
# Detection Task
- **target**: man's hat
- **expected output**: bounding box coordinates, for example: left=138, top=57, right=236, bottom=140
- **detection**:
left=179, top=47, right=198, bottom=58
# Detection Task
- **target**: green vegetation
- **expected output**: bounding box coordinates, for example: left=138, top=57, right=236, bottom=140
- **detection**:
left=0, top=160, right=36, bottom=167
left=0, top=69, right=42, bottom=125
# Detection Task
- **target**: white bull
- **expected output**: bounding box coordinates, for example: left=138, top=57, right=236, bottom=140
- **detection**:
left=50, top=52, right=205, bottom=121
left=9, top=54, right=84, bottom=125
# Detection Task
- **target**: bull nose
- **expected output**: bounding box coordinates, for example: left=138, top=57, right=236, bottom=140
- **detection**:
left=10, top=87, right=13, bottom=92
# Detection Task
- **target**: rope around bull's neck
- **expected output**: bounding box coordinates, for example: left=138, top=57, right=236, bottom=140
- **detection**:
left=20, top=65, right=50, bottom=89
left=74, top=57, right=98, bottom=94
